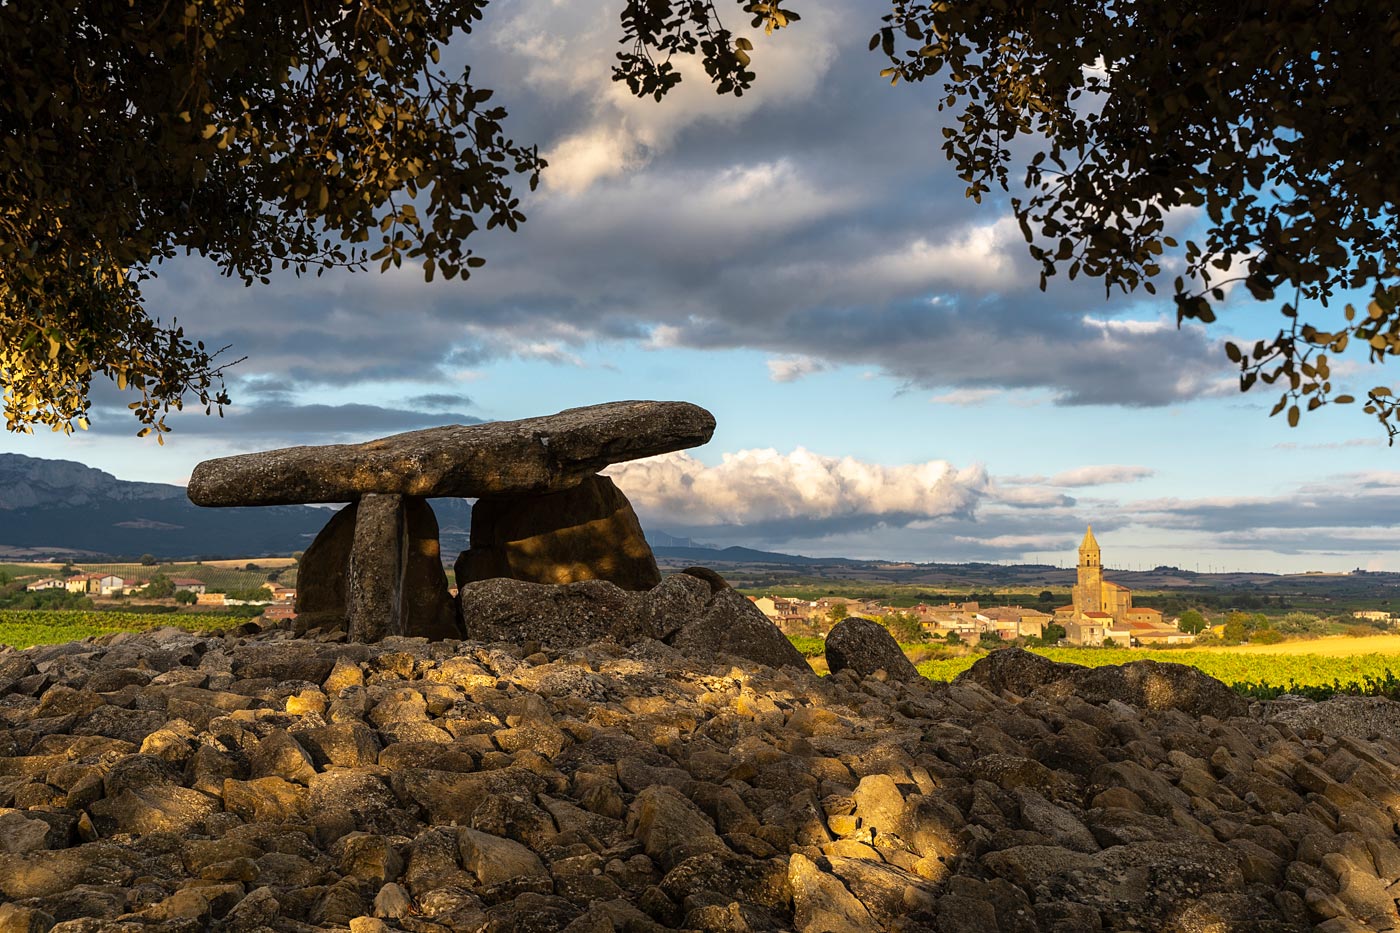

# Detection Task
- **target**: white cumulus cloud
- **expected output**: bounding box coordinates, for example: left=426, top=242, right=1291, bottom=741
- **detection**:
left=605, top=448, right=988, bottom=528
left=930, top=388, right=1002, bottom=406
left=767, top=355, right=831, bottom=383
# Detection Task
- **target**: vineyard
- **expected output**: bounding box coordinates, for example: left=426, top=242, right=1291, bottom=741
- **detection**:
left=6, top=611, right=1400, bottom=700
left=0, top=610, right=241, bottom=649
left=915, top=647, right=1400, bottom=700
left=77, top=562, right=297, bottom=592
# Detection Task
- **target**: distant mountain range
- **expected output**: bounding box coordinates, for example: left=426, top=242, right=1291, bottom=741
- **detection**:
left=0, top=454, right=473, bottom=561
left=0, top=453, right=784, bottom=565
left=650, top=544, right=856, bottom=566
left=13, top=454, right=1391, bottom=597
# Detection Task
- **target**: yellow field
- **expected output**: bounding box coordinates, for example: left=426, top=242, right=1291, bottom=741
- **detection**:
left=196, top=557, right=299, bottom=569
left=1195, top=634, right=1400, bottom=656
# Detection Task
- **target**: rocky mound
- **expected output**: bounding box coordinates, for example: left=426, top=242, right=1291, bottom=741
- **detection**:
left=0, top=632, right=1398, bottom=932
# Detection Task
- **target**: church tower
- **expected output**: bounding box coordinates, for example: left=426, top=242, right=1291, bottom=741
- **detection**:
left=1074, top=525, right=1103, bottom=615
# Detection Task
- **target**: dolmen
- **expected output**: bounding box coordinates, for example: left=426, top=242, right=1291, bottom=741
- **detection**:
left=187, top=400, right=715, bottom=644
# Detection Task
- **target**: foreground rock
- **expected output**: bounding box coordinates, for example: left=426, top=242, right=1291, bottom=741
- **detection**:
left=824, top=617, right=920, bottom=682
left=959, top=647, right=1249, bottom=719
left=1, top=628, right=1397, bottom=931
left=457, top=571, right=809, bottom=670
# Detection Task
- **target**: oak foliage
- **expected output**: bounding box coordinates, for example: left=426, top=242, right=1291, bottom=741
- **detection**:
left=623, top=1, right=1400, bottom=437
left=1, top=0, right=541, bottom=435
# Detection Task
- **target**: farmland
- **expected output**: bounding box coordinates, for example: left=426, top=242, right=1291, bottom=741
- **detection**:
left=0, top=559, right=297, bottom=594
left=78, top=561, right=298, bottom=592
left=914, top=643, right=1400, bottom=700
left=0, top=610, right=244, bottom=649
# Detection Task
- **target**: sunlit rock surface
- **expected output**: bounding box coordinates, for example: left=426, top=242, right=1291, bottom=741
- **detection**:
left=0, top=626, right=1395, bottom=930
left=187, top=401, right=716, bottom=506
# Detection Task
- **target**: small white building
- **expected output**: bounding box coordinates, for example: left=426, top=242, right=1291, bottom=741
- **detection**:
left=94, top=575, right=126, bottom=596
left=170, top=578, right=208, bottom=595
left=25, top=578, right=65, bottom=592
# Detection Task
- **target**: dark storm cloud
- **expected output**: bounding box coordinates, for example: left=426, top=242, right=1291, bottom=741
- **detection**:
left=131, top=2, right=1235, bottom=409
left=405, top=393, right=475, bottom=411
left=1130, top=479, right=1400, bottom=535
left=1208, top=529, right=1400, bottom=556
left=86, top=398, right=481, bottom=446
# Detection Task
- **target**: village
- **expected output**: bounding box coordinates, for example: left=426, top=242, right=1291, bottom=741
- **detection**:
left=22, top=569, right=299, bottom=622
left=12, top=525, right=1395, bottom=649
left=749, top=526, right=1200, bottom=647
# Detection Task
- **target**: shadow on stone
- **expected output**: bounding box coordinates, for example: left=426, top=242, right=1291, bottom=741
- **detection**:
left=457, top=475, right=660, bottom=592
left=294, top=498, right=460, bottom=642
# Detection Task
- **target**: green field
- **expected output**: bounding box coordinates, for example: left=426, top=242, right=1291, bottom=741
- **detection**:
left=915, top=646, right=1400, bottom=700
left=0, top=610, right=243, bottom=649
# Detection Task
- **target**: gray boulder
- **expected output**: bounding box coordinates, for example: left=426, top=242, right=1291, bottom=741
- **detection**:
left=668, top=586, right=809, bottom=670
left=459, top=571, right=808, bottom=670
left=823, top=617, right=919, bottom=682
left=458, top=578, right=650, bottom=649
left=1264, top=695, right=1400, bottom=740
left=962, top=648, right=1247, bottom=719
left=1038, top=659, right=1248, bottom=720
left=957, top=647, right=1082, bottom=697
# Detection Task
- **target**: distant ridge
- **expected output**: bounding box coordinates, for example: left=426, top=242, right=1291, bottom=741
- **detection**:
left=0, top=453, right=473, bottom=561
left=651, top=542, right=858, bottom=567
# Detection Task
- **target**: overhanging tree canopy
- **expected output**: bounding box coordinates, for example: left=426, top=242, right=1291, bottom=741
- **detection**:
left=623, top=0, right=1400, bottom=439
left=4, top=1, right=1398, bottom=438
left=1, top=0, right=541, bottom=437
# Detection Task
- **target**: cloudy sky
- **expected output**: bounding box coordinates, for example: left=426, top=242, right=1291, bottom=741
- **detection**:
left=5, top=2, right=1399, bottom=572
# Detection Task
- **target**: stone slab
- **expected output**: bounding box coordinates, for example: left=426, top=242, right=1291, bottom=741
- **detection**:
left=457, top=475, right=661, bottom=591
left=187, top=400, right=715, bottom=506
left=347, top=494, right=406, bottom=644
left=401, top=498, right=462, bottom=641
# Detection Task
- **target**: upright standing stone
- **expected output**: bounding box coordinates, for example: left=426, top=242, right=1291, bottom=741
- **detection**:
left=348, top=495, right=406, bottom=643
left=401, top=498, right=462, bottom=641
left=294, top=498, right=460, bottom=642
left=457, top=475, right=661, bottom=591
left=295, top=503, right=358, bottom=633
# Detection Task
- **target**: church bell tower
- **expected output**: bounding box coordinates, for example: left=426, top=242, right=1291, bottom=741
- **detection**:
left=1074, top=525, right=1103, bottom=615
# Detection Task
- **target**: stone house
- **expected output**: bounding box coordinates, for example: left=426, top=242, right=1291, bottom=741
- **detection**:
left=750, top=596, right=807, bottom=622
left=261, top=605, right=297, bottom=622
left=65, top=573, right=102, bottom=594
left=1133, top=628, right=1197, bottom=646
left=1124, top=607, right=1164, bottom=626
left=261, top=582, right=295, bottom=601
left=64, top=573, right=125, bottom=595
left=1065, top=613, right=1111, bottom=646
